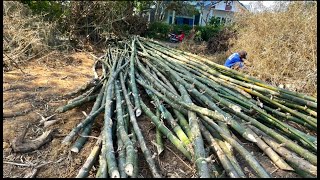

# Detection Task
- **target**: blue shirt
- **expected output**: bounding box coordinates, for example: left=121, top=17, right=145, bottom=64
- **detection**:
left=224, top=53, right=244, bottom=68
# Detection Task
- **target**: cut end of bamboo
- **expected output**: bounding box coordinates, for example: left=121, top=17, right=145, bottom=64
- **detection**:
left=246, top=133, right=257, bottom=143
left=125, top=164, right=134, bottom=176
left=278, top=164, right=294, bottom=171
left=61, top=138, right=71, bottom=145
left=111, top=170, right=120, bottom=178
left=135, top=109, right=142, bottom=117
left=231, top=105, right=242, bottom=112
left=55, top=107, right=63, bottom=113
left=70, top=147, right=80, bottom=153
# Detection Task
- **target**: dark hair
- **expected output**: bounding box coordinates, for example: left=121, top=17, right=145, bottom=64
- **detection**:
left=239, top=50, right=247, bottom=59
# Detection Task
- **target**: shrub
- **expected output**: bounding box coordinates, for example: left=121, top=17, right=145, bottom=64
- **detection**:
left=206, top=26, right=236, bottom=54
left=145, top=21, right=222, bottom=42
left=194, top=25, right=221, bottom=41
left=145, top=22, right=171, bottom=40
left=145, top=22, right=194, bottom=40
left=3, top=1, right=58, bottom=71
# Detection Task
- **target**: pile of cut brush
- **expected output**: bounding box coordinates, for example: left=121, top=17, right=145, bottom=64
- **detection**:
left=56, top=36, right=317, bottom=178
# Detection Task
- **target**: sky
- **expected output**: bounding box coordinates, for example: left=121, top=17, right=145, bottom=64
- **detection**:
left=240, top=1, right=275, bottom=8
left=239, top=1, right=276, bottom=11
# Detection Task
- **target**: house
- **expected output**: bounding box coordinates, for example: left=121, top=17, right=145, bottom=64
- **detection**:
left=164, top=1, right=249, bottom=26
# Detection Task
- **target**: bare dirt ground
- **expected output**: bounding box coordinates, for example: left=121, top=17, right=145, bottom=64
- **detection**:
left=3, top=51, right=301, bottom=178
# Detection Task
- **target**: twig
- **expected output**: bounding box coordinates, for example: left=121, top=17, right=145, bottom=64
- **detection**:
left=4, top=53, right=26, bottom=74
left=3, top=161, right=34, bottom=167
left=78, top=134, right=102, bottom=140
left=164, top=145, right=194, bottom=171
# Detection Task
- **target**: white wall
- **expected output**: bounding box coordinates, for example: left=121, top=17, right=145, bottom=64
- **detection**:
left=214, top=1, right=246, bottom=12
left=199, top=1, right=247, bottom=26
left=212, top=10, right=233, bottom=19
left=200, top=8, right=210, bottom=26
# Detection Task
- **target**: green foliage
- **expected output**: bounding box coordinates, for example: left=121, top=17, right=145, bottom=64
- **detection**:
left=146, top=22, right=171, bottom=40
left=208, top=16, right=223, bottom=28
left=171, top=24, right=193, bottom=36
left=20, top=0, right=64, bottom=21
left=145, top=21, right=222, bottom=42
left=166, top=1, right=199, bottom=16
left=194, top=25, right=221, bottom=41
left=145, top=22, right=193, bottom=40
left=133, top=1, right=153, bottom=14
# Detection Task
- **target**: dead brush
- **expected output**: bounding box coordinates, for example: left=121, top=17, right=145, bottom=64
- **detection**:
left=3, top=1, right=56, bottom=71
left=178, top=40, right=229, bottom=66
left=229, top=2, right=317, bottom=96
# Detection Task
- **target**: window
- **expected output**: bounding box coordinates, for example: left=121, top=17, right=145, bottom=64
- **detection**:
left=217, top=17, right=221, bottom=24
left=175, top=17, right=194, bottom=26
left=183, top=18, right=189, bottom=25
left=221, top=17, right=226, bottom=24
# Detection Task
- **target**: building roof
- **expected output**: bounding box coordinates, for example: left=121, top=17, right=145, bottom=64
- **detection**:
left=195, top=1, right=248, bottom=11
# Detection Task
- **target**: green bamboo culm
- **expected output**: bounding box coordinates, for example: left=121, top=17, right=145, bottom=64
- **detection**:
left=129, top=37, right=142, bottom=117
left=140, top=98, right=192, bottom=160
left=200, top=115, right=271, bottom=178
left=115, top=80, right=135, bottom=176
left=144, top=87, right=191, bottom=147
left=199, top=121, right=241, bottom=178
left=155, top=108, right=164, bottom=155
left=56, top=94, right=98, bottom=113
left=62, top=82, right=106, bottom=145
left=120, top=72, right=162, bottom=178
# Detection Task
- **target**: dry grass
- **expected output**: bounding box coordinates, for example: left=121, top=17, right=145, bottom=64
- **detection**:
left=230, top=2, right=317, bottom=96
left=3, top=2, right=57, bottom=71
left=178, top=40, right=229, bottom=67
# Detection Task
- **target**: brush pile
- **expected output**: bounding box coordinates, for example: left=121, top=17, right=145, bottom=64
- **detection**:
left=56, top=36, right=317, bottom=178
left=3, top=1, right=56, bottom=71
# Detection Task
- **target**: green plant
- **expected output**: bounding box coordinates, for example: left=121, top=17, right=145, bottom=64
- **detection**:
left=20, top=0, right=64, bottom=21
left=145, top=22, right=194, bottom=40
left=208, top=16, right=223, bottom=28
left=194, top=25, right=221, bottom=41
left=145, top=22, right=171, bottom=40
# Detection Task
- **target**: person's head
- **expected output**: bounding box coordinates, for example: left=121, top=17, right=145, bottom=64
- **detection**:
left=179, top=30, right=183, bottom=34
left=238, top=50, right=247, bottom=60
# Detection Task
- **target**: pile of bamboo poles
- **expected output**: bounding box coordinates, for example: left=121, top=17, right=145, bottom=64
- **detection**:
left=56, top=36, right=317, bottom=178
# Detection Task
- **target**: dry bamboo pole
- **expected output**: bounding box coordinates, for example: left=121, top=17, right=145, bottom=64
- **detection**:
left=76, top=136, right=102, bottom=178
